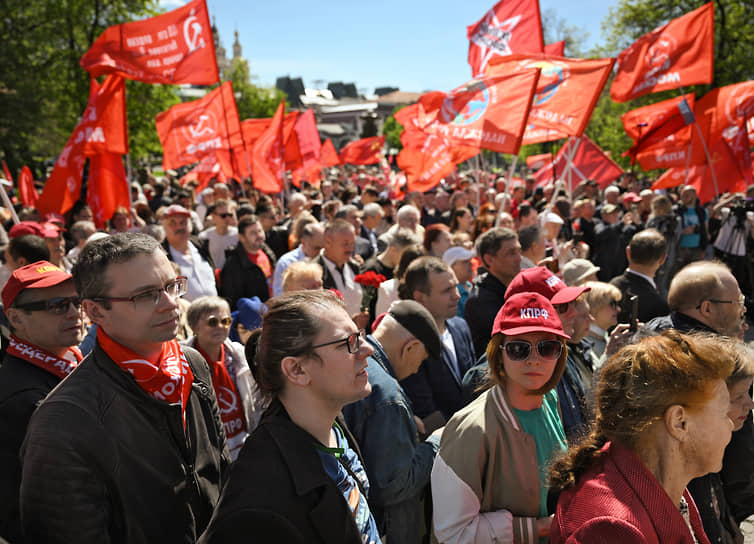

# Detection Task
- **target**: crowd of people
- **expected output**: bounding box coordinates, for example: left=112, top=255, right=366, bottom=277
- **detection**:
left=0, top=163, right=753, bottom=544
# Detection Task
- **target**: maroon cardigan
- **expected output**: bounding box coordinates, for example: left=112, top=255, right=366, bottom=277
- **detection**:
left=551, top=442, right=710, bottom=544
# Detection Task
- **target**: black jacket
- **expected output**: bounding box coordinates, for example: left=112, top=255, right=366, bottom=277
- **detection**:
left=592, top=221, right=637, bottom=282
left=199, top=401, right=364, bottom=544
left=464, top=272, right=508, bottom=358
left=610, top=270, right=669, bottom=324
left=318, top=255, right=361, bottom=292
left=20, top=343, right=230, bottom=544
left=0, top=353, right=63, bottom=543
left=219, top=244, right=276, bottom=311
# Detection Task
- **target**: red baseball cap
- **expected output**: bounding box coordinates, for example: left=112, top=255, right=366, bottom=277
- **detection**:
left=8, top=221, right=52, bottom=239
left=505, top=266, right=590, bottom=305
left=161, top=204, right=191, bottom=218
left=622, top=192, right=642, bottom=205
left=2, top=260, right=73, bottom=309
left=492, top=292, right=570, bottom=339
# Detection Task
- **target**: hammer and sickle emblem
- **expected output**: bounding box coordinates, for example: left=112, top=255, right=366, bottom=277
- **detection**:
left=189, top=114, right=214, bottom=139
left=217, top=387, right=238, bottom=414
left=183, top=11, right=205, bottom=52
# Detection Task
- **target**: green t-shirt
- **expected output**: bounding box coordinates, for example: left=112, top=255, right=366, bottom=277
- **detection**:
left=513, top=389, right=567, bottom=518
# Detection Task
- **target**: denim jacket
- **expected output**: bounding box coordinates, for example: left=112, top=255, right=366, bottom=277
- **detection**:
left=342, top=336, right=440, bottom=544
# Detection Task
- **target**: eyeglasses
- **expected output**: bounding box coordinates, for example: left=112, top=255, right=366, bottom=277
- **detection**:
left=502, top=340, right=563, bottom=361
left=206, top=315, right=232, bottom=328
left=14, top=296, right=82, bottom=315
left=94, top=276, right=188, bottom=309
left=553, top=302, right=571, bottom=314
left=696, top=295, right=746, bottom=310
left=217, top=213, right=234, bottom=219
left=312, top=330, right=365, bottom=354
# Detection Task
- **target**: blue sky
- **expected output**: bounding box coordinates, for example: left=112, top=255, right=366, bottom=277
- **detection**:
left=161, top=0, right=615, bottom=94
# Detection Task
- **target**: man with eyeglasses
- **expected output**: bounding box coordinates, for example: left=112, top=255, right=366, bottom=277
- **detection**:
left=0, top=261, right=83, bottom=542
left=199, top=199, right=238, bottom=270
left=20, top=233, right=230, bottom=543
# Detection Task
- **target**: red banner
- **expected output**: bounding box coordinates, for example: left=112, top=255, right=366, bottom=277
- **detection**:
left=398, top=129, right=477, bottom=193
left=37, top=76, right=128, bottom=216
left=610, top=3, right=714, bottom=102
left=252, top=101, right=285, bottom=194
left=17, top=166, right=38, bottom=208
left=1, top=161, right=12, bottom=185
left=320, top=138, right=340, bottom=168
left=87, top=153, right=129, bottom=229
left=413, top=70, right=540, bottom=154
left=526, top=152, right=552, bottom=170
left=622, top=94, right=696, bottom=164
left=339, top=135, right=385, bottom=165
left=156, top=81, right=242, bottom=171
left=534, top=136, right=623, bottom=189
left=544, top=41, right=565, bottom=57
left=80, top=0, right=219, bottom=85
left=467, top=0, right=544, bottom=76
left=486, top=54, right=615, bottom=139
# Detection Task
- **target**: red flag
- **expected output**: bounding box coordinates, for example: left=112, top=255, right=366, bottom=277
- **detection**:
left=17, top=166, right=38, bottom=208
left=652, top=137, right=748, bottom=204
left=87, top=153, right=129, bottom=229
left=156, top=82, right=242, bottom=171
left=398, top=129, right=477, bottom=193
left=622, top=94, right=695, bottom=162
left=544, top=41, right=565, bottom=57
left=1, top=161, right=12, bottom=185
left=320, top=138, right=340, bottom=168
left=80, top=0, right=219, bottom=85
left=241, top=111, right=298, bottom=147
left=696, top=80, right=754, bottom=147
left=467, top=0, right=544, bottom=76
left=37, top=75, right=128, bottom=216
left=610, top=3, right=714, bottom=102
left=723, top=118, right=753, bottom=188
left=535, top=136, right=623, bottom=189
left=294, top=109, right=322, bottom=170
left=486, top=54, right=615, bottom=139
left=521, top=124, right=568, bottom=145
left=283, top=111, right=303, bottom=171
left=413, top=70, right=540, bottom=154
left=526, top=152, right=552, bottom=170
left=339, top=136, right=385, bottom=165
left=179, top=153, right=227, bottom=191
left=251, top=101, right=285, bottom=194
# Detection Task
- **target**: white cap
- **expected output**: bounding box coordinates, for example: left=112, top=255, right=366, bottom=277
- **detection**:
left=544, top=212, right=564, bottom=225
left=442, top=246, right=475, bottom=266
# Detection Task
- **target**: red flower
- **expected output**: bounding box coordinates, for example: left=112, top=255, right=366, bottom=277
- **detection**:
left=354, top=271, right=386, bottom=289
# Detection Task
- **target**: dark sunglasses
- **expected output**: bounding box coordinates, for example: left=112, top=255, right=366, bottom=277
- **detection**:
left=312, top=330, right=364, bottom=354
left=207, top=316, right=232, bottom=327
left=217, top=213, right=234, bottom=219
left=14, top=296, right=82, bottom=315
left=502, top=339, right=563, bottom=361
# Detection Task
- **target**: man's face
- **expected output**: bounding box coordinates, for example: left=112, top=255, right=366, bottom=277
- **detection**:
left=451, top=259, right=474, bottom=284
left=112, top=213, right=129, bottom=232
left=257, top=211, right=277, bottom=232
left=484, top=239, right=522, bottom=284
left=324, top=230, right=355, bottom=266
left=162, top=215, right=190, bottom=247
left=707, top=274, right=748, bottom=339
left=363, top=211, right=383, bottom=230
left=346, top=210, right=363, bottom=231
left=570, top=298, right=592, bottom=342
left=301, top=231, right=325, bottom=259
left=8, top=281, right=83, bottom=355
left=239, top=221, right=265, bottom=253
left=682, top=187, right=697, bottom=206
left=519, top=209, right=538, bottom=228
left=580, top=202, right=595, bottom=220
left=212, top=206, right=235, bottom=234
left=530, top=234, right=546, bottom=262
left=83, top=252, right=181, bottom=358
left=397, top=211, right=419, bottom=231
left=45, top=232, right=65, bottom=262
left=416, top=269, right=461, bottom=323
left=554, top=299, right=578, bottom=337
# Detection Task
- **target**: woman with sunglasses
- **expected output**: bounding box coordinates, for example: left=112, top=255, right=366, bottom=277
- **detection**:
left=182, top=295, right=262, bottom=460
left=431, top=292, right=569, bottom=544
left=199, top=290, right=382, bottom=544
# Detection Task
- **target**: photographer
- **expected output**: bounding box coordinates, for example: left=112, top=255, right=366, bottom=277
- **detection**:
left=712, top=192, right=754, bottom=300
left=673, top=186, right=708, bottom=275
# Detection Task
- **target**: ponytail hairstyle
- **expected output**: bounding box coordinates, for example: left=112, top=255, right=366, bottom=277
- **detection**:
left=549, top=330, right=735, bottom=493
left=245, top=290, right=345, bottom=396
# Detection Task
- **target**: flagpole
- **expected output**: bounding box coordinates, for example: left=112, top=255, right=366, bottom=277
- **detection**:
left=676, top=83, right=719, bottom=198
left=0, top=179, right=20, bottom=224
left=495, top=155, right=518, bottom=227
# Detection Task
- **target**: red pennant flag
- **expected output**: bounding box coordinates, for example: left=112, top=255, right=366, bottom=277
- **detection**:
left=17, top=166, right=38, bottom=208
left=544, top=41, right=565, bottom=57
left=521, top=124, right=568, bottom=145
left=87, top=153, right=130, bottom=229
left=610, top=3, right=714, bottom=103
left=320, top=138, right=340, bottom=168
left=1, top=160, right=12, bottom=185
left=622, top=94, right=695, bottom=149
left=37, top=76, right=128, bottom=216
left=526, top=152, right=552, bottom=170
left=535, top=136, right=623, bottom=189
left=295, top=109, right=322, bottom=170
left=412, top=70, right=540, bottom=154
left=486, top=54, right=615, bottom=139
left=282, top=111, right=303, bottom=171
left=241, top=111, right=298, bottom=147
left=339, top=136, right=385, bottom=165
left=252, top=101, right=285, bottom=194
left=467, top=0, right=544, bottom=76
left=695, top=80, right=754, bottom=147
left=80, top=0, right=219, bottom=85
left=179, top=153, right=227, bottom=192
left=156, top=81, right=242, bottom=171
left=723, top=118, right=753, bottom=188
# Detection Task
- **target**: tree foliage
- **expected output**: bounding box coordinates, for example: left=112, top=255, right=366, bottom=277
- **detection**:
left=223, top=57, right=286, bottom=120
left=382, top=106, right=407, bottom=152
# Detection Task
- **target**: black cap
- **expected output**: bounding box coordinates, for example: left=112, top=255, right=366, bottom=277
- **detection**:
left=388, top=300, right=442, bottom=360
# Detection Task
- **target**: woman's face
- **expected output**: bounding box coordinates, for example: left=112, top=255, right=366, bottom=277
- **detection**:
left=195, top=308, right=232, bottom=348
left=501, top=331, right=561, bottom=396
left=457, top=211, right=473, bottom=232
left=431, top=230, right=452, bottom=258
left=684, top=379, right=733, bottom=477
left=727, top=378, right=754, bottom=432
left=593, top=299, right=619, bottom=330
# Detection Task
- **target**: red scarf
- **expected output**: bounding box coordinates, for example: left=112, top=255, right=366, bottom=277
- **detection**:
left=98, top=328, right=194, bottom=427
left=8, top=334, right=82, bottom=379
left=195, top=342, right=247, bottom=452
